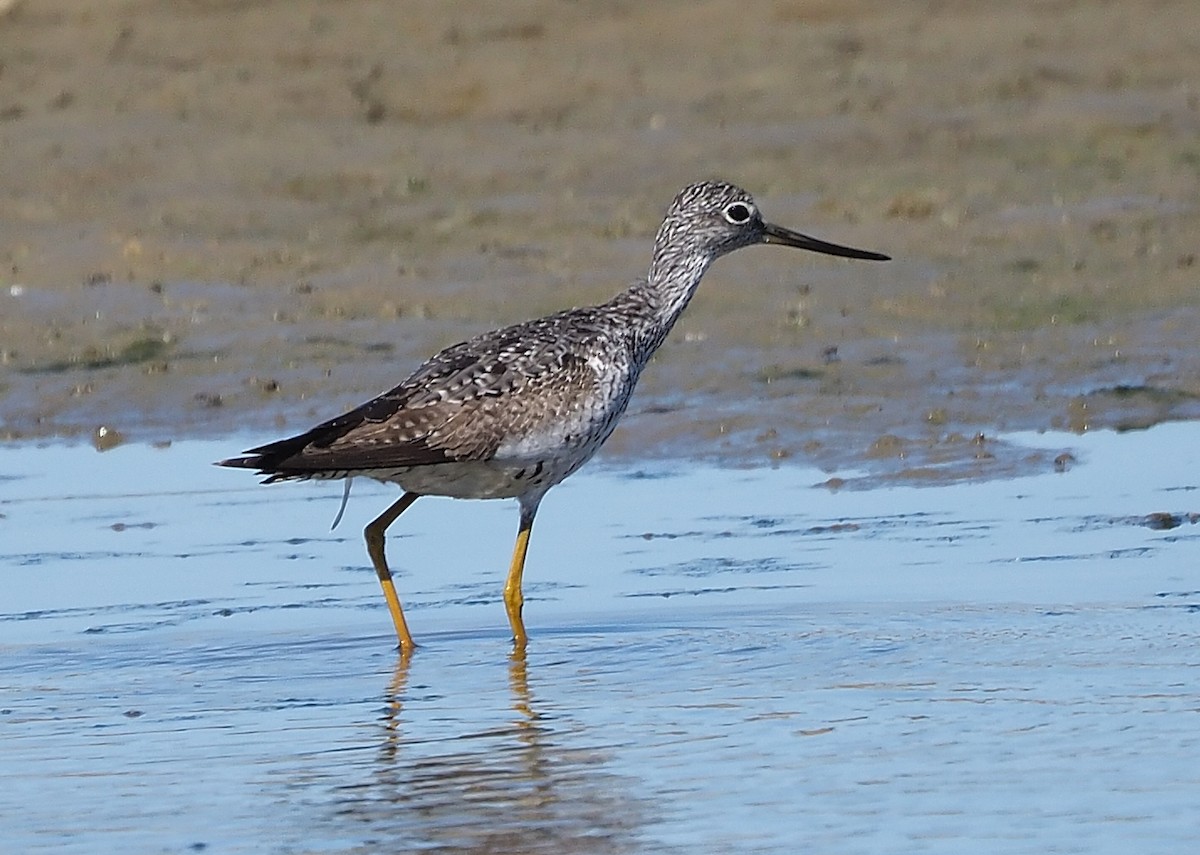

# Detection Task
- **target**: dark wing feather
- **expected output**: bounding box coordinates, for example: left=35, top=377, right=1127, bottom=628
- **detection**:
left=217, top=311, right=608, bottom=480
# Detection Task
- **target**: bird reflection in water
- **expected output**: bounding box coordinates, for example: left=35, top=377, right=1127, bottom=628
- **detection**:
left=336, top=649, right=649, bottom=853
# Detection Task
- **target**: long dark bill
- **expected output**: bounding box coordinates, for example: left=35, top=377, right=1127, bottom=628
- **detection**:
left=763, top=222, right=890, bottom=261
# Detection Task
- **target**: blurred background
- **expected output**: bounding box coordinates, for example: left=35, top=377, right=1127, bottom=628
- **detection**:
left=2, top=0, right=1198, bottom=471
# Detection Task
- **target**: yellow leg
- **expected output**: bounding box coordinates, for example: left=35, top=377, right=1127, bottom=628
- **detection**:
left=364, top=492, right=421, bottom=652
left=503, top=500, right=539, bottom=651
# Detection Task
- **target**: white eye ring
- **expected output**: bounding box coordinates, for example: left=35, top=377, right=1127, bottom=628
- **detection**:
left=722, top=202, right=754, bottom=224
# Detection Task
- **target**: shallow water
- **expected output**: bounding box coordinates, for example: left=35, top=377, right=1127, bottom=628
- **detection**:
left=2, top=424, right=1199, bottom=853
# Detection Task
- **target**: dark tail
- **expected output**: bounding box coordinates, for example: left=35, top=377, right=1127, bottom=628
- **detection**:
left=215, top=433, right=319, bottom=482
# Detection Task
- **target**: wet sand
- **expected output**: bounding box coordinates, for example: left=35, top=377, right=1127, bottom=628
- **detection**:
left=2, top=0, right=1199, bottom=476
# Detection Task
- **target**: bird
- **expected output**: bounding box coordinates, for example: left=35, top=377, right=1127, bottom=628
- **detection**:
left=218, top=180, right=889, bottom=653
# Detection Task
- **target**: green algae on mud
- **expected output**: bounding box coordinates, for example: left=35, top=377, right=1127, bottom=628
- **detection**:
left=19, top=335, right=173, bottom=374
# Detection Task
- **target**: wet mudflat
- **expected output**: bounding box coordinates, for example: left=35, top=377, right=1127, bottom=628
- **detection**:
left=3, top=1, right=1200, bottom=466
left=2, top=424, right=1198, bottom=853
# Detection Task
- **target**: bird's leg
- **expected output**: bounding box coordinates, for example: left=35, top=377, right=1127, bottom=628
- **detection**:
left=503, top=498, right=540, bottom=651
left=364, top=492, right=421, bottom=652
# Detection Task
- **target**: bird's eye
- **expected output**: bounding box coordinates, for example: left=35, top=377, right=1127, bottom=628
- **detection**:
left=723, top=202, right=753, bottom=224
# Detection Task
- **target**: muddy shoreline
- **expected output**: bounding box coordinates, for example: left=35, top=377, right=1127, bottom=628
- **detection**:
left=2, top=1, right=1198, bottom=481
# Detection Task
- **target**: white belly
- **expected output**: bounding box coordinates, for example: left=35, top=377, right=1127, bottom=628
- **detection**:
left=358, top=452, right=592, bottom=501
